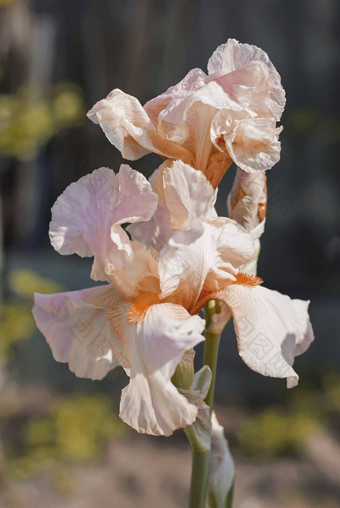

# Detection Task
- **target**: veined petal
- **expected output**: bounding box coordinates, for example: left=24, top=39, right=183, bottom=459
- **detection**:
left=33, top=286, right=122, bottom=380
left=211, top=285, right=314, bottom=387
left=223, top=117, right=282, bottom=172
left=144, top=68, right=208, bottom=120
left=129, top=161, right=215, bottom=250
left=207, top=38, right=286, bottom=121
left=87, top=89, right=192, bottom=163
left=49, top=165, right=157, bottom=280
left=108, top=302, right=205, bottom=436
left=159, top=220, right=255, bottom=309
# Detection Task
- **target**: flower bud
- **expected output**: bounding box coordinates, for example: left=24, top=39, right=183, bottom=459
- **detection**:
left=208, top=412, right=235, bottom=507
left=171, top=348, right=195, bottom=390
left=227, top=168, right=267, bottom=229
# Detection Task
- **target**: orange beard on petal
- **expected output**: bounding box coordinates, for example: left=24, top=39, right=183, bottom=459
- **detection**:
left=231, top=272, right=263, bottom=287
left=128, top=292, right=161, bottom=324
left=192, top=272, right=263, bottom=315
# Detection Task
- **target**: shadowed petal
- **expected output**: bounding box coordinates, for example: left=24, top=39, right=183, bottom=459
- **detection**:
left=33, top=286, right=122, bottom=380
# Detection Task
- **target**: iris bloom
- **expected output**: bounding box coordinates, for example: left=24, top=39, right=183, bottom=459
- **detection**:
left=87, top=39, right=285, bottom=187
left=33, top=161, right=313, bottom=436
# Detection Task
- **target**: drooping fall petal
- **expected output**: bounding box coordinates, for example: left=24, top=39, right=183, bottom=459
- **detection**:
left=108, top=302, right=205, bottom=436
left=211, top=284, right=314, bottom=387
left=33, top=286, right=121, bottom=380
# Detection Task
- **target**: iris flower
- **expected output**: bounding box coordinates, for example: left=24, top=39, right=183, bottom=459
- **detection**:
left=33, top=161, right=313, bottom=436
left=87, top=39, right=285, bottom=187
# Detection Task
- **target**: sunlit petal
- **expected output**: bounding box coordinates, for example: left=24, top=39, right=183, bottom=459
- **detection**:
left=212, top=284, right=314, bottom=387
left=49, top=165, right=157, bottom=280
left=108, top=302, right=205, bottom=436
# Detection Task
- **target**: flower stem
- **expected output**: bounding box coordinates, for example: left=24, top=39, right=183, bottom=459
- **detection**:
left=186, top=301, right=223, bottom=507
left=187, top=447, right=211, bottom=508
left=203, top=329, right=221, bottom=412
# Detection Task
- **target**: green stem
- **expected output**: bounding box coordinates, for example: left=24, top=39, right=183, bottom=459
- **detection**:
left=187, top=448, right=211, bottom=508
left=203, top=329, right=221, bottom=412
left=186, top=301, right=223, bottom=507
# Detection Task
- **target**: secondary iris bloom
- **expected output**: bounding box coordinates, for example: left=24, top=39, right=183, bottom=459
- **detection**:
left=33, top=161, right=313, bottom=436
left=87, top=39, right=285, bottom=187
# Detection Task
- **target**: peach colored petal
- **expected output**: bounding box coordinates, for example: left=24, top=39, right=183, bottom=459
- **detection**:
left=88, top=40, right=284, bottom=183
left=228, top=168, right=267, bottom=228
left=108, top=242, right=160, bottom=301
left=211, top=285, right=314, bottom=387
left=87, top=89, right=192, bottom=163
left=33, top=286, right=122, bottom=380
left=129, top=161, right=215, bottom=250
left=207, top=38, right=286, bottom=121
left=159, top=220, right=255, bottom=309
left=108, top=302, right=205, bottom=436
left=49, top=165, right=157, bottom=281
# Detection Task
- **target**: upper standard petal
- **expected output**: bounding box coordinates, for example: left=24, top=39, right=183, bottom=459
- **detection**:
left=49, top=165, right=158, bottom=281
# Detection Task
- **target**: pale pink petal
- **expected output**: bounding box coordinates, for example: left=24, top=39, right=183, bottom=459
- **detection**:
left=108, top=242, right=160, bottom=301
left=221, top=116, right=282, bottom=172
left=213, top=285, right=314, bottom=387
left=33, top=286, right=122, bottom=380
left=129, top=161, right=215, bottom=249
left=156, top=86, right=238, bottom=173
left=158, top=220, right=255, bottom=310
left=87, top=89, right=192, bottom=162
left=49, top=165, right=157, bottom=280
left=108, top=303, right=205, bottom=436
left=144, top=68, right=208, bottom=121
left=207, top=39, right=286, bottom=121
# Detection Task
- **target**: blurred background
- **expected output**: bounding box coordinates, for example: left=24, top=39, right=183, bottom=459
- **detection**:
left=0, top=0, right=339, bottom=506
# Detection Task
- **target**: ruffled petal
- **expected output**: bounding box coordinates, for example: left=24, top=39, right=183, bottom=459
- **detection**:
left=158, top=219, right=255, bottom=310
left=211, top=112, right=282, bottom=173
left=207, top=38, right=286, bottom=121
left=33, top=286, right=122, bottom=380
left=211, top=285, right=314, bottom=387
left=49, top=165, right=157, bottom=280
left=108, top=302, right=205, bottom=436
left=87, top=89, right=192, bottom=162
left=225, top=118, right=282, bottom=172
left=129, top=161, right=215, bottom=250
